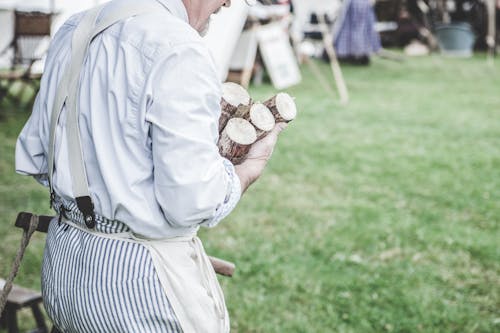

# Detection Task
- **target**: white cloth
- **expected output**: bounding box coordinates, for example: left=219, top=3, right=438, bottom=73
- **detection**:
left=15, top=0, right=241, bottom=239
left=62, top=218, right=230, bottom=333
left=145, top=235, right=230, bottom=333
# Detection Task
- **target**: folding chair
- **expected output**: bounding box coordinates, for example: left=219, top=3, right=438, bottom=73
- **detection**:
left=0, top=11, right=52, bottom=106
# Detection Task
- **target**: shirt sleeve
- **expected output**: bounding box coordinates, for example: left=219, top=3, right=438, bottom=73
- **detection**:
left=15, top=93, right=50, bottom=187
left=145, top=42, right=241, bottom=229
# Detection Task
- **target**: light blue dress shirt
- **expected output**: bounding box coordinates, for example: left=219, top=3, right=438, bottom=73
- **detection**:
left=15, top=0, right=241, bottom=239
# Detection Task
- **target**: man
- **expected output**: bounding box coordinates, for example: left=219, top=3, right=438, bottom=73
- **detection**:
left=15, top=0, right=286, bottom=331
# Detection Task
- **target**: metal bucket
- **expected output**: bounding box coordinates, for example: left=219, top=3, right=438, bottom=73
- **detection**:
left=435, top=22, right=476, bottom=57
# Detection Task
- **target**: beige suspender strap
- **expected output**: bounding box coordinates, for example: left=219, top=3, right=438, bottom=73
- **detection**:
left=48, top=4, right=105, bottom=203
left=65, top=6, right=109, bottom=227
left=48, top=1, right=161, bottom=227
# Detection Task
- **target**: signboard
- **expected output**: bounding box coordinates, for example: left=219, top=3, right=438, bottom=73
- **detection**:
left=257, top=23, right=301, bottom=90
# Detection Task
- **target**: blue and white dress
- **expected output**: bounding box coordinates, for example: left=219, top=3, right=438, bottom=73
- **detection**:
left=334, top=0, right=382, bottom=58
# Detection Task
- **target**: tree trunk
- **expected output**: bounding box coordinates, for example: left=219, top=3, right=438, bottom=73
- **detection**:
left=218, top=118, right=257, bottom=164
left=219, top=82, right=251, bottom=133
left=247, top=103, right=275, bottom=139
left=264, top=93, right=297, bottom=123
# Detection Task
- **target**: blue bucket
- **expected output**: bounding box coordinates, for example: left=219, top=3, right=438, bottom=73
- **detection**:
left=435, top=22, right=476, bottom=57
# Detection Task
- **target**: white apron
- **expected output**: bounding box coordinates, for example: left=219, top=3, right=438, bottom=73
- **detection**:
left=61, top=219, right=230, bottom=333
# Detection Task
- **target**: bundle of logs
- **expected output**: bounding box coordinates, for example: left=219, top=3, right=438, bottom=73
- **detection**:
left=218, top=82, right=297, bottom=164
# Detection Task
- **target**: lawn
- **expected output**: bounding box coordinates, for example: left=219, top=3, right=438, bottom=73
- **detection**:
left=1, top=54, right=499, bottom=332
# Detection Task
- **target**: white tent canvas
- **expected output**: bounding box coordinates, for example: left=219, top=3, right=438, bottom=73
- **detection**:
left=290, top=0, right=342, bottom=40
left=202, top=1, right=249, bottom=82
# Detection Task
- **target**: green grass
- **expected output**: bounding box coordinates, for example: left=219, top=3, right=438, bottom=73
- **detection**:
left=1, top=54, right=499, bottom=332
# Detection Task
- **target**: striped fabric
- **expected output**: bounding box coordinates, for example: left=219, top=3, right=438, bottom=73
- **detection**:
left=42, top=203, right=183, bottom=332
left=334, top=0, right=381, bottom=57
left=52, top=197, right=130, bottom=234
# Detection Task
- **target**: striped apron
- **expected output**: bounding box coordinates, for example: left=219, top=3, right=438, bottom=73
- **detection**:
left=44, top=2, right=230, bottom=332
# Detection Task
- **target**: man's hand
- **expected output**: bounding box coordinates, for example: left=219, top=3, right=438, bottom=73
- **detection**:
left=234, top=122, right=288, bottom=193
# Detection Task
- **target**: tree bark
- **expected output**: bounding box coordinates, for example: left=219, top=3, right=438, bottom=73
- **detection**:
left=264, top=93, right=297, bottom=123
left=218, top=118, right=257, bottom=164
left=247, top=103, right=275, bottom=140
left=219, top=82, right=251, bottom=133
left=234, top=104, right=251, bottom=119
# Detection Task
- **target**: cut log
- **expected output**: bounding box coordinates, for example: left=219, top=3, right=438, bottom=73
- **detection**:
left=248, top=103, right=275, bottom=139
left=220, top=82, right=251, bottom=133
left=234, top=104, right=251, bottom=119
left=218, top=118, right=257, bottom=164
left=264, top=92, right=297, bottom=123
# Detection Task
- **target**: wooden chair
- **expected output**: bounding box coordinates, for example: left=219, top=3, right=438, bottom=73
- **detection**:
left=0, top=11, right=52, bottom=106
left=0, top=279, right=48, bottom=333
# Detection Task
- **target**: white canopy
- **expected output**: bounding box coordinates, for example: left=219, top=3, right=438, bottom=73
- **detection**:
left=290, top=0, right=342, bottom=40
left=202, top=1, right=249, bottom=81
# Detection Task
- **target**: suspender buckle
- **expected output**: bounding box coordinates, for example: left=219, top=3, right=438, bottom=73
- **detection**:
left=76, top=196, right=96, bottom=229
left=50, top=191, right=56, bottom=209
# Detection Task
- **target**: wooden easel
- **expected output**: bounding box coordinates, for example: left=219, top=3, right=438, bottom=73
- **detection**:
left=315, top=12, right=349, bottom=105
left=292, top=9, right=349, bottom=105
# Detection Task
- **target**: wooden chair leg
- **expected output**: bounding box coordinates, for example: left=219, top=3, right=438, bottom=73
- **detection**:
left=0, top=310, right=6, bottom=329
left=31, top=303, right=48, bottom=333
left=4, top=304, right=19, bottom=333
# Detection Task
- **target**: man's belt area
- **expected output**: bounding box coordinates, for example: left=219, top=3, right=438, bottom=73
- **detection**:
left=15, top=212, right=235, bottom=277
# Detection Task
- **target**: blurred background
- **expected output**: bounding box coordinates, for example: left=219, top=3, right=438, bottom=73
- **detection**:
left=0, top=0, right=499, bottom=332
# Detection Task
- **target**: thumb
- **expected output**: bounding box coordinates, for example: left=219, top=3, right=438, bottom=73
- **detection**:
left=269, top=122, right=288, bottom=138
left=264, top=122, right=287, bottom=144
left=266, top=122, right=288, bottom=143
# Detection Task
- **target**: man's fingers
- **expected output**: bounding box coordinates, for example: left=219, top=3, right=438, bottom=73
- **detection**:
left=275, top=122, right=288, bottom=133
left=248, top=122, right=288, bottom=158
left=258, top=122, right=288, bottom=146
left=264, top=122, right=288, bottom=141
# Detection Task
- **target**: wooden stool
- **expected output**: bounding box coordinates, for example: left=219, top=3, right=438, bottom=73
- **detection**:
left=0, top=278, right=47, bottom=333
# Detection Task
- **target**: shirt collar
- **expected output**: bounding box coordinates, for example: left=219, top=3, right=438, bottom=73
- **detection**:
left=155, top=0, right=189, bottom=23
